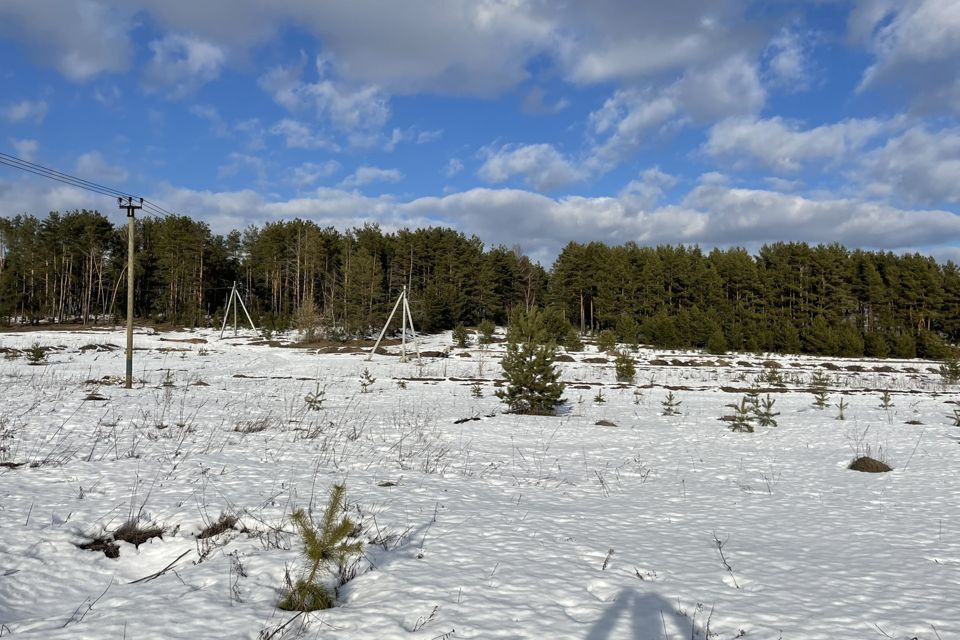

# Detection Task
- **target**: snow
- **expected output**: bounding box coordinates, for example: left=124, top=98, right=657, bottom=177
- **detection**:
left=0, top=327, right=958, bottom=639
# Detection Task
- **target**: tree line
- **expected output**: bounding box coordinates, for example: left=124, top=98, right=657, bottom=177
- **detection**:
left=1, top=210, right=957, bottom=358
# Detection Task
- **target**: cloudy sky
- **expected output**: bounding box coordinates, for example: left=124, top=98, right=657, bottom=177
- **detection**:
left=1, top=0, right=959, bottom=264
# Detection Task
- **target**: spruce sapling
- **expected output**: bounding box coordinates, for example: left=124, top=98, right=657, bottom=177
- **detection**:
left=614, top=350, right=636, bottom=383
left=661, top=391, right=682, bottom=416
left=725, top=397, right=755, bottom=432
left=754, top=394, right=780, bottom=427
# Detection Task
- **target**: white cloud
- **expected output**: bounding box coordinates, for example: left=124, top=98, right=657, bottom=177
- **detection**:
left=416, top=129, right=443, bottom=144
left=268, top=119, right=338, bottom=151
left=584, top=55, right=764, bottom=172
left=0, top=0, right=132, bottom=81
left=674, top=55, right=765, bottom=121
left=5, top=174, right=958, bottom=267
left=764, top=28, right=812, bottom=91
left=554, top=1, right=753, bottom=85
left=338, top=166, right=404, bottom=189
left=444, top=158, right=464, bottom=177
left=11, top=139, right=38, bottom=162
left=260, top=56, right=390, bottom=134
left=585, top=88, right=680, bottom=171
left=704, top=116, right=891, bottom=172
left=859, top=125, right=960, bottom=204
left=291, top=161, right=341, bottom=187
left=854, top=0, right=960, bottom=113
left=143, top=33, right=226, bottom=99
left=2, top=99, right=48, bottom=124
left=478, top=143, right=586, bottom=191
left=75, top=151, right=128, bottom=184
left=619, top=168, right=678, bottom=210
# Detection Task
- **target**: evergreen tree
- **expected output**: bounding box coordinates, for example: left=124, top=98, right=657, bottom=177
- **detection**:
left=497, top=309, right=565, bottom=415
left=705, top=325, right=728, bottom=355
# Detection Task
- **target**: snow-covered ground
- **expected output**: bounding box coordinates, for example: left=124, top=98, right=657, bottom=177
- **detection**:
left=0, top=326, right=958, bottom=639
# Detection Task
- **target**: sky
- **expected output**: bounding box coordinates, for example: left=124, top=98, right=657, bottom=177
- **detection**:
left=1, top=0, right=959, bottom=266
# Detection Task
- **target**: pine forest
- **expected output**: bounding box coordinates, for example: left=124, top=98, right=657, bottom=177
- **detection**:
left=1, top=209, right=958, bottom=359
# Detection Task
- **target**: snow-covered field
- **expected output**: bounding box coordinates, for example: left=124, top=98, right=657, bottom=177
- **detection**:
left=0, top=327, right=958, bottom=639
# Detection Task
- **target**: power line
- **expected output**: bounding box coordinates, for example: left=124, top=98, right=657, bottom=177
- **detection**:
left=0, top=151, right=180, bottom=220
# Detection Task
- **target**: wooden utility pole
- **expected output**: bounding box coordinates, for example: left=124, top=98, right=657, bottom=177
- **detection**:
left=119, top=197, right=142, bottom=389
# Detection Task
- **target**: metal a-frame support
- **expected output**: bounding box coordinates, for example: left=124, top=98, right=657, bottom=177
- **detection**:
left=368, top=286, right=420, bottom=362
left=219, top=281, right=260, bottom=339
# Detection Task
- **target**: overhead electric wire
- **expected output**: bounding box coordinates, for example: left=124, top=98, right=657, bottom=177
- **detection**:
left=0, top=151, right=181, bottom=221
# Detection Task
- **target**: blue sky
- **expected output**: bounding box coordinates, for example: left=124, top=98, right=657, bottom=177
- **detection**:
left=1, top=0, right=959, bottom=264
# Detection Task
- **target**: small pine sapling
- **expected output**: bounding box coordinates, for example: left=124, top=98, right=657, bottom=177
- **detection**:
left=304, top=384, right=326, bottom=411
left=744, top=384, right=761, bottom=412
left=596, top=330, right=617, bottom=353
left=359, top=368, right=376, bottom=393
left=26, top=342, right=46, bottom=365
left=939, top=357, right=960, bottom=386
left=496, top=309, right=565, bottom=415
left=564, top=328, right=584, bottom=352
left=754, top=394, right=780, bottom=427
left=661, top=391, right=682, bottom=416
left=878, top=389, right=894, bottom=410
left=478, top=319, right=495, bottom=345
left=810, top=371, right=830, bottom=409
left=470, top=383, right=483, bottom=398
left=760, top=369, right=785, bottom=387
left=614, top=350, right=636, bottom=383
left=836, top=397, right=849, bottom=420
left=594, top=388, right=605, bottom=404
left=279, top=484, right=364, bottom=612
left=452, top=324, right=469, bottom=348
left=725, top=397, right=755, bottom=432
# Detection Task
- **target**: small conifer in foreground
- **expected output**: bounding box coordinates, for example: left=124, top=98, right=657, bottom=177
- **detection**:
left=497, top=309, right=565, bottom=415
left=279, top=484, right=364, bottom=612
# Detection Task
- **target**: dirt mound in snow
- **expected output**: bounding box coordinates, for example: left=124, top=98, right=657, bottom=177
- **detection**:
left=849, top=456, right=892, bottom=473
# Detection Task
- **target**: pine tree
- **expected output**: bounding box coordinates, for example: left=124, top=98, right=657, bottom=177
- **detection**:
left=452, top=323, right=469, bottom=348
left=279, top=484, right=364, bottom=612
left=705, top=325, right=728, bottom=355
left=614, top=350, right=636, bottom=382
left=496, top=309, right=565, bottom=415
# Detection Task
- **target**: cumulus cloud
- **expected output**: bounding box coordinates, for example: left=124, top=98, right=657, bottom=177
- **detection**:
left=7, top=171, right=957, bottom=266
left=268, top=119, right=338, bottom=151
left=444, top=158, right=464, bottom=177
left=585, top=88, right=681, bottom=171
left=338, top=166, right=404, bottom=189
left=853, top=0, right=960, bottom=113
left=704, top=116, right=892, bottom=172
left=0, top=0, right=132, bottom=81
left=259, top=55, right=390, bottom=135
left=2, top=100, right=48, bottom=124
left=763, top=28, right=813, bottom=91
left=584, top=54, right=764, bottom=171
left=859, top=125, right=960, bottom=204
left=143, top=33, right=226, bottom=98
left=478, top=144, right=586, bottom=191
left=291, top=161, right=341, bottom=187
left=619, top=168, right=678, bottom=210
left=75, top=151, right=128, bottom=184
